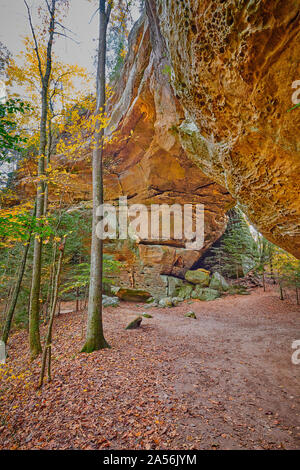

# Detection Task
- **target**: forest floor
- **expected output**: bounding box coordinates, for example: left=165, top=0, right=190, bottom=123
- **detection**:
left=0, top=286, right=299, bottom=450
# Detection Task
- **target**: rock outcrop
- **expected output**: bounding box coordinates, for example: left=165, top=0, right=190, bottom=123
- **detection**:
left=153, top=0, right=300, bottom=258
left=185, top=268, right=210, bottom=286
left=105, top=0, right=300, bottom=294
left=16, top=10, right=234, bottom=298
left=15, top=1, right=300, bottom=300
left=101, top=12, right=234, bottom=293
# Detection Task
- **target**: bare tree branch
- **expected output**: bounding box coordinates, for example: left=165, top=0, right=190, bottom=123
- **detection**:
left=50, top=71, right=71, bottom=97
left=54, top=20, right=77, bottom=36
left=53, top=31, right=80, bottom=44
left=45, top=0, right=52, bottom=15
left=44, top=0, right=56, bottom=88
left=89, top=8, right=100, bottom=24
left=24, top=0, right=44, bottom=84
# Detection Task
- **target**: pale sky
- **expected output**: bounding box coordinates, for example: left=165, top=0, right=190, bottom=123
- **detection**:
left=0, top=0, right=141, bottom=80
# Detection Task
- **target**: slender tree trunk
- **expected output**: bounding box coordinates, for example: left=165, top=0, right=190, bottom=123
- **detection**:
left=269, top=250, right=276, bottom=284
left=29, top=88, right=47, bottom=359
left=43, top=241, right=57, bottom=324
left=279, top=282, right=284, bottom=301
left=81, top=0, right=111, bottom=353
left=43, top=118, right=52, bottom=217
left=296, top=285, right=299, bottom=306
left=2, top=222, right=34, bottom=345
left=39, top=238, right=66, bottom=388
left=84, top=285, right=88, bottom=310
left=1, top=251, right=12, bottom=324
left=76, top=287, right=80, bottom=313
left=2, top=284, right=13, bottom=325
left=27, top=0, right=56, bottom=360
left=49, top=243, right=57, bottom=319
left=262, top=268, right=266, bottom=292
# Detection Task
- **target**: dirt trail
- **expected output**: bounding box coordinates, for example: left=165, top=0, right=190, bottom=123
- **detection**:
left=145, top=289, right=300, bottom=449
left=0, top=287, right=299, bottom=449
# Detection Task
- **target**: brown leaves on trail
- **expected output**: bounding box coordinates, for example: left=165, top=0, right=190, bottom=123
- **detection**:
left=0, top=288, right=300, bottom=450
left=0, top=303, right=182, bottom=450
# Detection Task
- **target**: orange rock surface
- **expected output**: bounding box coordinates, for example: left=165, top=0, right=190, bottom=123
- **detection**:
left=155, top=0, right=300, bottom=257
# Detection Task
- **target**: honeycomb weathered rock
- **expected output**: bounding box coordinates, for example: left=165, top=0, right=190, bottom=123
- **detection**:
left=154, top=0, right=300, bottom=257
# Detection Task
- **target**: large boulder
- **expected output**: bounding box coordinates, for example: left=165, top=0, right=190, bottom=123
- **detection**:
left=102, top=295, right=120, bottom=307
left=191, top=287, right=221, bottom=301
left=185, top=269, right=210, bottom=286
left=159, top=297, right=174, bottom=308
left=161, top=275, right=187, bottom=297
left=177, top=284, right=194, bottom=300
left=209, top=272, right=229, bottom=292
left=115, top=288, right=151, bottom=302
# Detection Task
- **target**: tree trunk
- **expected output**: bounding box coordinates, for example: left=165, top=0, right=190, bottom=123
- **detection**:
left=44, top=116, right=54, bottom=217
left=28, top=85, right=47, bottom=360
left=279, top=282, right=284, bottom=301
left=27, top=0, right=56, bottom=360
left=2, top=212, right=35, bottom=345
left=269, top=249, right=276, bottom=284
left=39, top=238, right=66, bottom=388
left=84, top=285, right=88, bottom=309
left=48, top=243, right=57, bottom=320
left=2, top=284, right=13, bottom=326
left=76, top=287, right=80, bottom=313
left=81, top=0, right=111, bottom=353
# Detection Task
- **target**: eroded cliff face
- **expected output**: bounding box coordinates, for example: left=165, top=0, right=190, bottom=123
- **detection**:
left=102, top=13, right=234, bottom=292
left=16, top=1, right=299, bottom=296
left=14, top=10, right=234, bottom=296
left=153, top=0, right=300, bottom=258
